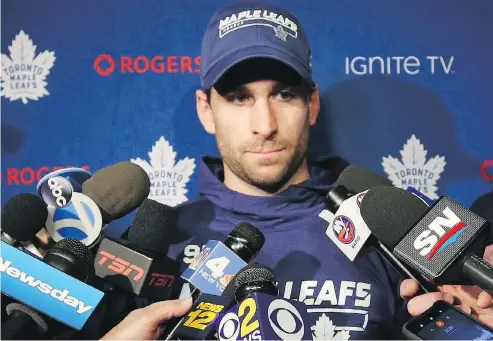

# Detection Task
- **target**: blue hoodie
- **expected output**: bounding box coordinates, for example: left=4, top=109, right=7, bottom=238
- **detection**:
left=167, top=156, right=408, bottom=340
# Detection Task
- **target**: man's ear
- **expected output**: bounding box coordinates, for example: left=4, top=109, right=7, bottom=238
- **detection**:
left=196, top=89, right=216, bottom=134
left=308, top=85, right=320, bottom=126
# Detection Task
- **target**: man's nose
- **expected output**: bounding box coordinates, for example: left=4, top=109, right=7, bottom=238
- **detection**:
left=250, top=100, right=278, bottom=139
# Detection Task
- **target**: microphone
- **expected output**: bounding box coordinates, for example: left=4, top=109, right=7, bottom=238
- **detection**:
left=181, top=222, right=265, bottom=297
left=215, top=264, right=312, bottom=341
left=322, top=165, right=437, bottom=293
left=2, top=303, right=48, bottom=340
left=0, top=239, right=104, bottom=332
left=168, top=274, right=237, bottom=340
left=43, top=161, right=151, bottom=248
left=44, top=238, right=95, bottom=283
left=1, top=193, right=48, bottom=257
left=82, top=161, right=151, bottom=224
left=168, top=264, right=273, bottom=340
left=324, top=165, right=392, bottom=212
left=163, top=223, right=265, bottom=340
left=360, top=185, right=493, bottom=290
left=94, top=198, right=181, bottom=300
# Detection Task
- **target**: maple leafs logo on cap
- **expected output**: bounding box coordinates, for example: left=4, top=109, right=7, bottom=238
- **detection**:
left=312, top=314, right=351, bottom=340
left=131, top=136, right=196, bottom=207
left=1, top=30, right=56, bottom=104
left=382, top=134, right=446, bottom=199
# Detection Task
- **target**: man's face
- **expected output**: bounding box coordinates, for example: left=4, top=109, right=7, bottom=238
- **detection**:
left=197, top=59, right=319, bottom=192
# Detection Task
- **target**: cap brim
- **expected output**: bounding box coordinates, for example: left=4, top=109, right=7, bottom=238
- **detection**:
left=202, top=45, right=313, bottom=89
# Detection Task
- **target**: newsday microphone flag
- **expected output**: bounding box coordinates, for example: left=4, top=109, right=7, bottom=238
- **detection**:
left=0, top=242, right=104, bottom=330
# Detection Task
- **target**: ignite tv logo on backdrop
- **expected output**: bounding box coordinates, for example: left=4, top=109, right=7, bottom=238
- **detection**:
left=345, top=56, right=455, bottom=75
left=94, top=54, right=201, bottom=76
left=1, top=30, right=56, bottom=104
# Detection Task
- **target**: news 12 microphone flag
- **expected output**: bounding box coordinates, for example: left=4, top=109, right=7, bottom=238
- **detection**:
left=2, top=0, right=492, bottom=238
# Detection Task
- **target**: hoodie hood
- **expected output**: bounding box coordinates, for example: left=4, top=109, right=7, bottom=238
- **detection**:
left=196, top=155, right=348, bottom=220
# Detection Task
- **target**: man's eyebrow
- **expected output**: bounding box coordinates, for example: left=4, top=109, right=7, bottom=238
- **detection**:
left=217, top=81, right=302, bottom=97
left=218, top=84, right=249, bottom=96
left=271, top=82, right=296, bottom=93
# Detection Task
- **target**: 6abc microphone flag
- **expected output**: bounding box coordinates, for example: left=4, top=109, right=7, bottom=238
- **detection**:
left=36, top=167, right=102, bottom=247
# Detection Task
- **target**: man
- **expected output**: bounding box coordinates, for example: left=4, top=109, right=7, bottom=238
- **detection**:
left=162, top=1, right=493, bottom=339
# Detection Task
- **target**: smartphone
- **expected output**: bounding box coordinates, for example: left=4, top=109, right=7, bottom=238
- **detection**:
left=403, top=300, right=493, bottom=340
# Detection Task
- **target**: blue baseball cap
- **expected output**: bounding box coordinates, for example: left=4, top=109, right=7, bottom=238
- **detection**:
left=200, top=1, right=314, bottom=89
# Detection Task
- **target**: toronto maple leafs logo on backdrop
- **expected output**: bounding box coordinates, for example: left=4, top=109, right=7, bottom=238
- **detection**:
left=131, top=136, right=195, bottom=207
left=312, top=314, right=351, bottom=340
left=382, top=134, right=446, bottom=199
left=1, top=30, right=56, bottom=104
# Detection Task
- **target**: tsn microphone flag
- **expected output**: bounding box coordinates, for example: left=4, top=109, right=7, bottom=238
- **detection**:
left=215, top=292, right=312, bottom=341
left=181, top=240, right=247, bottom=296
left=0, top=242, right=104, bottom=330
left=94, top=237, right=180, bottom=300
left=394, top=196, right=488, bottom=282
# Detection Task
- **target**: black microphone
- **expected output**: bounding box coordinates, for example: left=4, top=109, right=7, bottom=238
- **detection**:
left=94, top=198, right=181, bottom=301
left=168, top=274, right=237, bottom=340
left=323, top=165, right=437, bottom=293
left=360, top=185, right=493, bottom=290
left=163, top=223, right=265, bottom=340
left=324, top=165, right=392, bottom=212
left=215, top=264, right=312, bottom=341
left=2, top=303, right=48, bottom=340
left=1, top=193, right=48, bottom=257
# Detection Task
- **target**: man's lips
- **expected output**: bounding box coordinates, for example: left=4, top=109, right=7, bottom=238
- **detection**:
left=247, top=149, right=286, bottom=159
left=248, top=149, right=285, bottom=155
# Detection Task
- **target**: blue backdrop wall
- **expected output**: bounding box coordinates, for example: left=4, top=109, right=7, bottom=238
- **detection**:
left=2, top=0, right=492, bottom=238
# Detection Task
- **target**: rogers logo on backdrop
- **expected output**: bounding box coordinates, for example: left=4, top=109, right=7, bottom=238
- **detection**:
left=94, top=55, right=201, bottom=76
left=2, top=166, right=90, bottom=185
left=481, top=160, right=493, bottom=181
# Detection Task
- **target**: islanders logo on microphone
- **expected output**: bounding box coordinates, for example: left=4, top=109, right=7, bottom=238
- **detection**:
left=332, top=215, right=356, bottom=244
left=413, top=207, right=467, bottom=260
left=45, top=193, right=102, bottom=247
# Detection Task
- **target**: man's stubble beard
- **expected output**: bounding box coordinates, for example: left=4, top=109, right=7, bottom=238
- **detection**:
left=216, top=126, right=310, bottom=194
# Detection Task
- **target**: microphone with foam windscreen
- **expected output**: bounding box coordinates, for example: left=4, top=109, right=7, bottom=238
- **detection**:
left=1, top=238, right=104, bottom=338
left=360, top=186, right=493, bottom=290
left=94, top=198, right=181, bottom=301
left=44, top=238, right=96, bottom=283
left=324, top=165, right=392, bottom=212
left=42, top=161, right=151, bottom=249
left=1, top=193, right=48, bottom=258
left=215, top=264, right=312, bottom=341
left=163, top=223, right=265, bottom=340
left=82, top=161, right=151, bottom=224
left=2, top=303, right=48, bottom=340
left=321, top=165, right=436, bottom=293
